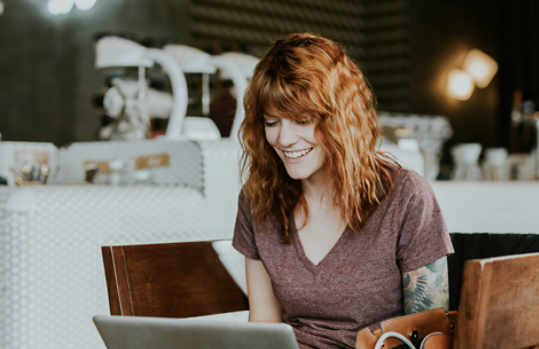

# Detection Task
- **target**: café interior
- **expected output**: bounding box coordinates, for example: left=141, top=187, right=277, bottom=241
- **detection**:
left=0, top=0, right=538, bottom=348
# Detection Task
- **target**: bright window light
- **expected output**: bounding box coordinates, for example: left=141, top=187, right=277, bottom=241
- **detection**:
left=463, top=49, right=498, bottom=88
left=447, top=68, right=474, bottom=101
left=75, top=0, right=97, bottom=11
left=47, top=0, right=74, bottom=15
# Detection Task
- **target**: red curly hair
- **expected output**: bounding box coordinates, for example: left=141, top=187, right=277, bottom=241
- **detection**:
left=239, top=33, right=400, bottom=243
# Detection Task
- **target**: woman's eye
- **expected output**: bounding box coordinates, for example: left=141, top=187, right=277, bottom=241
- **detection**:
left=264, top=120, right=278, bottom=127
left=295, top=119, right=312, bottom=125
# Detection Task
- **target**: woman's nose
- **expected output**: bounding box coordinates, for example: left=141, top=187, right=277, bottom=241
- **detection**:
left=278, top=119, right=298, bottom=147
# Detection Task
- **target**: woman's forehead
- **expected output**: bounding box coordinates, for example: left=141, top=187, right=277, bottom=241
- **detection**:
left=262, top=102, right=287, bottom=117
left=262, top=104, right=313, bottom=120
left=263, top=107, right=286, bottom=119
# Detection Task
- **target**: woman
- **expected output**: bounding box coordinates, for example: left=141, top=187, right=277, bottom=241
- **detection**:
left=233, top=33, right=454, bottom=349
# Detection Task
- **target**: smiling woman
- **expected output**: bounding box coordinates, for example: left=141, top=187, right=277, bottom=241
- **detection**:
left=240, top=33, right=394, bottom=244
left=263, top=117, right=325, bottom=181
left=233, top=33, right=454, bottom=349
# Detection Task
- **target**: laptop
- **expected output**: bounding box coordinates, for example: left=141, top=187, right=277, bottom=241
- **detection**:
left=93, top=315, right=300, bottom=349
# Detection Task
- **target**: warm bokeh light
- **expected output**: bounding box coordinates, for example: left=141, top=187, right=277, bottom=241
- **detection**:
left=463, top=49, right=498, bottom=88
left=447, top=68, right=474, bottom=101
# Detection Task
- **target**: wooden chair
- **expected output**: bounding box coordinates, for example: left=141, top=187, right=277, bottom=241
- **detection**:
left=101, top=241, right=249, bottom=318
left=448, top=233, right=539, bottom=311
left=455, top=252, right=539, bottom=349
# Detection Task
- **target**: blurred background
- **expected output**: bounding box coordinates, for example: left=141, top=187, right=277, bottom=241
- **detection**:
left=0, top=0, right=537, bottom=171
left=1, top=2, right=539, bottom=349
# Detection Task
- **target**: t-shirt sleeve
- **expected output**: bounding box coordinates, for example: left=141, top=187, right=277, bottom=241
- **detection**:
left=396, top=172, right=454, bottom=272
left=232, top=191, right=261, bottom=260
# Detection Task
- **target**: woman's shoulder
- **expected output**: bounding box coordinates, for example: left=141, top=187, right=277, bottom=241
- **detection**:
left=238, top=187, right=254, bottom=210
left=391, top=167, right=434, bottom=199
left=237, top=187, right=269, bottom=221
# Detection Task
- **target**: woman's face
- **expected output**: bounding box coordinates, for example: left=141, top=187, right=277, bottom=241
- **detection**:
left=264, top=115, right=327, bottom=183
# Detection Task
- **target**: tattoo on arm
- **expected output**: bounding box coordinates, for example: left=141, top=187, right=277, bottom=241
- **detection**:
left=402, top=256, right=449, bottom=314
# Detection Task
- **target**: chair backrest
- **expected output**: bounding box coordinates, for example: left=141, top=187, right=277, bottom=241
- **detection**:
left=455, top=252, right=539, bottom=349
left=448, top=233, right=539, bottom=311
left=101, top=241, right=249, bottom=318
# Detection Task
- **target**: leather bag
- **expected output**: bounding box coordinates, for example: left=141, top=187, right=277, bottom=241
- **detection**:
left=356, top=308, right=457, bottom=349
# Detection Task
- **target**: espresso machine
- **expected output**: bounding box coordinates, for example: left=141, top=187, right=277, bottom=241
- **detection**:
left=94, top=36, right=258, bottom=141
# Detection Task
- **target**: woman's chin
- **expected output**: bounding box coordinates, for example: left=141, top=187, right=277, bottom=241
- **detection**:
left=284, top=163, right=328, bottom=182
left=285, top=168, right=319, bottom=181
left=285, top=169, right=309, bottom=180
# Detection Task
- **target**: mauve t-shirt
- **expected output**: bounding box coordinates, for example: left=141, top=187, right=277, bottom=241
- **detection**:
left=233, top=169, right=454, bottom=349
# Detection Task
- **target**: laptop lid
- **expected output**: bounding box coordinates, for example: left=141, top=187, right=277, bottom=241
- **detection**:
left=93, top=315, right=300, bottom=349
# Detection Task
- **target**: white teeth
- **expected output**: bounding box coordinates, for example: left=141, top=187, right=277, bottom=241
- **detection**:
left=284, top=148, right=313, bottom=159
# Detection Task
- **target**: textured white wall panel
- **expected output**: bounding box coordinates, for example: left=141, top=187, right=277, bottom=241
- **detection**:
left=0, top=140, right=243, bottom=349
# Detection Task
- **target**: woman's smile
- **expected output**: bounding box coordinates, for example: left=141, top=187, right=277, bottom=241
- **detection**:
left=282, top=148, right=313, bottom=161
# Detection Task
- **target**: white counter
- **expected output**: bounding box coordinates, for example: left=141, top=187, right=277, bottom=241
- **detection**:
left=432, top=181, right=539, bottom=234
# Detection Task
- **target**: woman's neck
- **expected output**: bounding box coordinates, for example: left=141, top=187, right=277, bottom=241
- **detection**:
left=300, top=172, right=334, bottom=208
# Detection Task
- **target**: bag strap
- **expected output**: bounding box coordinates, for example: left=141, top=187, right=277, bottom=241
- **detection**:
left=374, top=332, right=415, bottom=349
left=356, top=308, right=457, bottom=349
left=419, top=332, right=453, bottom=349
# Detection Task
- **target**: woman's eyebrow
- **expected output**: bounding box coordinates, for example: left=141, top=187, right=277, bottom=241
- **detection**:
left=264, top=114, right=281, bottom=119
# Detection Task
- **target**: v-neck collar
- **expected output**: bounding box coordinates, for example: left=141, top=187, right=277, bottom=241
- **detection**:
left=291, top=214, right=349, bottom=275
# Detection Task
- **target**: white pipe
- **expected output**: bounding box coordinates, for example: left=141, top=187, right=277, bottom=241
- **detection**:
left=137, top=65, right=149, bottom=123
left=209, top=56, right=248, bottom=141
left=143, top=49, right=188, bottom=140
left=202, top=73, right=210, bottom=116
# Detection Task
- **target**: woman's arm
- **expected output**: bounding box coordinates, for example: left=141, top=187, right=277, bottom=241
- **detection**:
left=402, top=256, right=449, bottom=315
left=245, top=257, right=282, bottom=322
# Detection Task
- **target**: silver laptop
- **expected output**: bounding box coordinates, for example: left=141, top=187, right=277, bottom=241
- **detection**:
left=93, top=315, right=300, bottom=349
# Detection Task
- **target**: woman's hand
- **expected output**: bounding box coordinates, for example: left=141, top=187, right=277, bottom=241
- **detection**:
left=401, top=256, right=449, bottom=314
left=245, top=257, right=283, bottom=322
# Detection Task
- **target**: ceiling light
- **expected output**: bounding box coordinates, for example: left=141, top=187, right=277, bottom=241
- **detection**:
left=463, top=49, right=498, bottom=88
left=75, top=0, right=97, bottom=11
left=447, top=68, right=474, bottom=101
left=47, top=0, right=74, bottom=15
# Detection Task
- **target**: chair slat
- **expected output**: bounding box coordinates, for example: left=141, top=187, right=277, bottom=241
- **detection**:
left=102, top=241, right=249, bottom=318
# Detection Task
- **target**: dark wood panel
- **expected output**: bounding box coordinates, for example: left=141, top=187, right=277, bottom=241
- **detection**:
left=102, top=241, right=249, bottom=318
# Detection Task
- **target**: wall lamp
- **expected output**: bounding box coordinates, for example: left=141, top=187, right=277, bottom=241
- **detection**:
left=47, top=0, right=97, bottom=15
left=447, top=49, right=498, bottom=101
